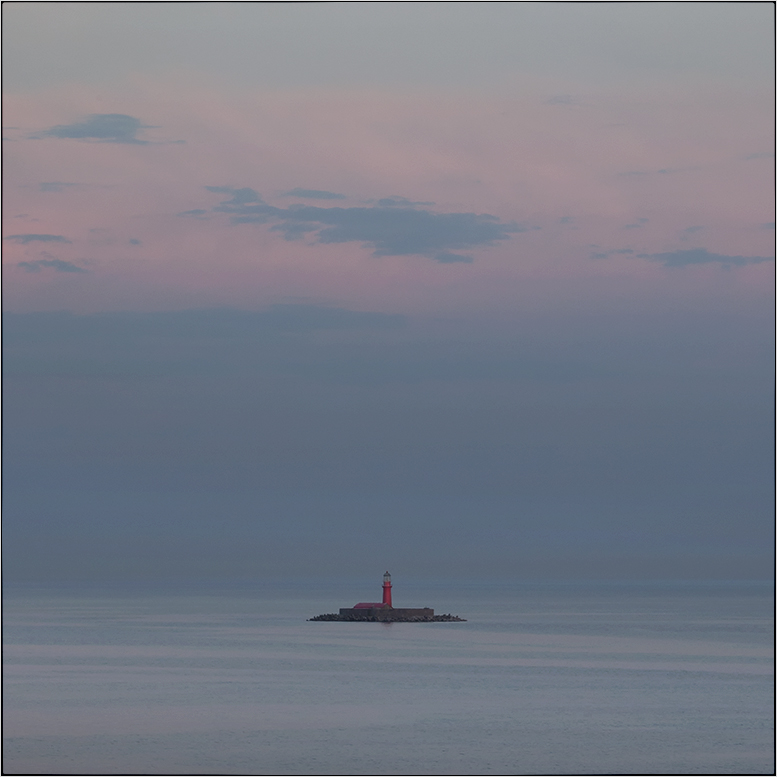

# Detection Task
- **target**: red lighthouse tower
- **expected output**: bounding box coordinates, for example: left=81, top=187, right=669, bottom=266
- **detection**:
left=382, top=571, right=393, bottom=608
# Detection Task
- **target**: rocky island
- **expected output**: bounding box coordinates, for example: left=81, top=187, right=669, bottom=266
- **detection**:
left=309, top=572, right=466, bottom=622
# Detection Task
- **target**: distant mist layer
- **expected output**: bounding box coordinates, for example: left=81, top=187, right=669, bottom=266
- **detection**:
left=4, top=306, right=772, bottom=583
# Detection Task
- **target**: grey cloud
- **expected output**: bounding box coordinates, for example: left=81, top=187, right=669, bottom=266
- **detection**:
left=624, top=218, right=649, bottom=229
left=177, top=209, right=209, bottom=218
left=129, top=239, right=141, bottom=245
left=373, top=196, right=435, bottom=208
left=205, top=186, right=261, bottom=205
left=17, top=259, right=87, bottom=273
left=39, top=182, right=79, bottom=192
left=657, top=166, right=700, bottom=174
left=637, top=248, right=775, bottom=268
left=288, top=205, right=522, bottom=257
left=744, top=152, right=774, bottom=160
left=35, top=114, right=152, bottom=144
left=284, top=188, right=346, bottom=200
left=620, top=167, right=699, bottom=177
left=559, top=216, right=574, bottom=224
left=269, top=221, right=316, bottom=238
left=4, top=234, right=72, bottom=244
left=590, top=248, right=634, bottom=259
left=231, top=214, right=274, bottom=225
left=206, top=188, right=524, bottom=259
left=760, top=222, right=775, bottom=229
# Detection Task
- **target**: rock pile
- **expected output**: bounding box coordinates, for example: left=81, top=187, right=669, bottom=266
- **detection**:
left=309, top=612, right=466, bottom=622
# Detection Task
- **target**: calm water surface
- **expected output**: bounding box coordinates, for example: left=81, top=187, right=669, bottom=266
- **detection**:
left=3, top=580, right=773, bottom=775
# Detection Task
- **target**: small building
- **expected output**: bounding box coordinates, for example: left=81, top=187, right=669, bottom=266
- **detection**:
left=338, top=606, right=435, bottom=621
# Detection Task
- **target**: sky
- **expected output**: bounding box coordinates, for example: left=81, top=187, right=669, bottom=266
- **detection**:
left=2, top=2, right=774, bottom=583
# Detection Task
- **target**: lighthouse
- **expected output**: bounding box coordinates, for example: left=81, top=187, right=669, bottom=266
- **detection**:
left=382, top=571, right=393, bottom=608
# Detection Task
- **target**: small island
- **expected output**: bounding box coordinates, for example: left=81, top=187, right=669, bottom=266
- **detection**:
left=309, top=571, right=466, bottom=622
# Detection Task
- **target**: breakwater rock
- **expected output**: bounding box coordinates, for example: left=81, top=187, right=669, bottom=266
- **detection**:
left=309, top=612, right=466, bottom=622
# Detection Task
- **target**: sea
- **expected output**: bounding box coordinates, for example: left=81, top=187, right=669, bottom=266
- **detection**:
left=3, top=579, right=773, bottom=776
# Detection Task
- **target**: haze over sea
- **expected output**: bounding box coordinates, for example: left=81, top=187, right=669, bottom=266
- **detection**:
left=3, top=579, right=773, bottom=775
